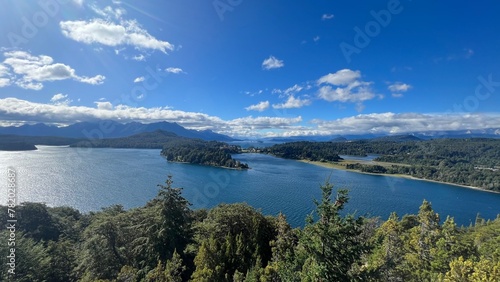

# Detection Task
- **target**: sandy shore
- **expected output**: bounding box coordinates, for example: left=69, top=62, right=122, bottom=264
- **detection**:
left=299, top=160, right=500, bottom=194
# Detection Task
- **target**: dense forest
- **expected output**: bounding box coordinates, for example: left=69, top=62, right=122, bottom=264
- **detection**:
left=263, top=138, right=500, bottom=191
left=160, top=138, right=249, bottom=169
left=1, top=176, right=499, bottom=281
left=262, top=141, right=343, bottom=162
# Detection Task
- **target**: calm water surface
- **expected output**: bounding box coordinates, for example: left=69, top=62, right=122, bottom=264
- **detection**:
left=1, top=146, right=499, bottom=227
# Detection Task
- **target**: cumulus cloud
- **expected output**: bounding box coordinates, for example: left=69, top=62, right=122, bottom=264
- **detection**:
left=273, top=96, right=311, bottom=109
left=0, top=98, right=303, bottom=137
left=262, top=56, right=284, bottom=70
left=165, top=67, right=184, bottom=74
left=317, top=69, right=376, bottom=104
left=388, top=82, right=412, bottom=98
left=322, top=14, right=334, bottom=20
left=311, top=112, right=500, bottom=135
left=318, top=69, right=360, bottom=86
left=50, top=93, right=72, bottom=105
left=388, top=82, right=411, bottom=92
left=94, top=101, right=113, bottom=110
left=284, top=84, right=303, bottom=95
left=0, top=51, right=105, bottom=90
left=2, top=98, right=497, bottom=137
left=134, top=76, right=145, bottom=83
left=245, top=101, right=270, bottom=112
left=60, top=19, right=174, bottom=53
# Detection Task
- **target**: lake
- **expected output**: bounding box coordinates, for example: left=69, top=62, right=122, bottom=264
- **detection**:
left=1, top=146, right=499, bottom=227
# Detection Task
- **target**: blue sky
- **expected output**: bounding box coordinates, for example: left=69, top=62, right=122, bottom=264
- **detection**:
left=0, top=0, right=499, bottom=137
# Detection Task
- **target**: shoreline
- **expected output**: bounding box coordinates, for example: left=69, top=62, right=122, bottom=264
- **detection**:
left=166, top=160, right=250, bottom=170
left=298, top=160, right=500, bottom=195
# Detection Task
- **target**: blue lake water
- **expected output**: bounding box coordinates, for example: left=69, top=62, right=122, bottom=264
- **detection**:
left=1, top=146, right=499, bottom=227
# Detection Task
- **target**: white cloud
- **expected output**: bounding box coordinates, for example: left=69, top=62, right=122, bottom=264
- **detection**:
left=50, top=93, right=72, bottom=105
left=388, top=82, right=411, bottom=92
left=0, top=98, right=498, bottom=137
left=318, top=69, right=360, bottom=86
left=311, top=112, right=500, bottom=135
left=245, top=101, right=270, bottom=112
left=313, top=36, right=320, bottom=42
left=94, top=101, right=113, bottom=110
left=284, top=84, right=303, bottom=95
left=273, top=96, right=311, bottom=109
left=77, top=75, right=106, bottom=85
left=1, top=51, right=105, bottom=90
left=317, top=69, right=376, bottom=104
left=60, top=19, right=174, bottom=53
left=132, top=54, right=145, bottom=61
left=50, top=93, right=67, bottom=102
left=165, top=67, right=184, bottom=74
left=90, top=4, right=126, bottom=20
left=322, top=14, right=334, bottom=20
left=388, top=82, right=412, bottom=98
left=134, top=76, right=145, bottom=83
left=262, top=56, right=284, bottom=70
left=0, top=98, right=303, bottom=137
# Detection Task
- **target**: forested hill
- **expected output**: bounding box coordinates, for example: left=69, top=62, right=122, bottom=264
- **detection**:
left=70, top=130, right=181, bottom=149
left=1, top=176, right=499, bottom=281
left=0, top=135, right=82, bottom=151
left=263, top=138, right=500, bottom=191
left=70, top=130, right=249, bottom=169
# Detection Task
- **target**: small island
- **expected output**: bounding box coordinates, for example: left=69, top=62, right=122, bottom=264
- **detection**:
left=161, top=139, right=249, bottom=169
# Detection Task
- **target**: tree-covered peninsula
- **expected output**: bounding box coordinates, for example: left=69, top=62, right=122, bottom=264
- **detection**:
left=263, top=138, right=500, bottom=191
left=160, top=138, right=249, bottom=169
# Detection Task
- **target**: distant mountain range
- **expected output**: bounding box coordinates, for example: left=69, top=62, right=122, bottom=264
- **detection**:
left=0, top=120, right=236, bottom=141
left=0, top=121, right=498, bottom=143
left=263, top=128, right=500, bottom=142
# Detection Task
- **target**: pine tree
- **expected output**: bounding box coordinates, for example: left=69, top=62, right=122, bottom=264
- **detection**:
left=299, top=179, right=367, bottom=281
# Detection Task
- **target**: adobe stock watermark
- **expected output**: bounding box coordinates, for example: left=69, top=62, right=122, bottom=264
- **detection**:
left=6, top=168, right=17, bottom=276
left=449, top=74, right=499, bottom=113
left=7, top=0, right=73, bottom=48
left=213, top=0, right=243, bottom=21
left=191, top=170, right=231, bottom=209
left=339, top=0, right=406, bottom=63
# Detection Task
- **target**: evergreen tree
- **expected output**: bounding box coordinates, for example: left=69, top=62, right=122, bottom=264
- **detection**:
left=299, top=179, right=367, bottom=281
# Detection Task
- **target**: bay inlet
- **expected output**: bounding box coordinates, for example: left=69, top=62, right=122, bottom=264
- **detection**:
left=1, top=146, right=499, bottom=227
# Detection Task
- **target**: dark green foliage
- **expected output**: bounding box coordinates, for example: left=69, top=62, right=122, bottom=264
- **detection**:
left=16, top=202, right=61, bottom=241
left=264, top=138, right=500, bottom=191
left=190, top=203, right=275, bottom=281
left=71, top=130, right=180, bottom=149
left=1, top=176, right=499, bottom=281
left=264, top=141, right=343, bottom=162
left=161, top=138, right=248, bottom=169
left=299, top=180, right=368, bottom=281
